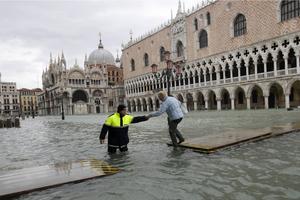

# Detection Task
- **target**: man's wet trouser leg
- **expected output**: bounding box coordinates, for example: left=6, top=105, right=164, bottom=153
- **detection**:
left=168, top=118, right=184, bottom=147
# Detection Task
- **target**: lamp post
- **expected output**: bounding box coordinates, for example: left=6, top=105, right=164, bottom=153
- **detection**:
left=61, top=92, right=65, bottom=120
left=151, top=51, right=182, bottom=96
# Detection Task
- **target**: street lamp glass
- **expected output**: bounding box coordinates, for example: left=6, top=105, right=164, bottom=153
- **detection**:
left=176, top=64, right=182, bottom=75
left=164, top=51, right=171, bottom=60
left=151, top=64, right=158, bottom=73
left=166, top=60, right=173, bottom=70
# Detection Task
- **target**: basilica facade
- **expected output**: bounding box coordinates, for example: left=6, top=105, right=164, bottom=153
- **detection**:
left=122, top=0, right=300, bottom=112
left=38, top=39, right=124, bottom=115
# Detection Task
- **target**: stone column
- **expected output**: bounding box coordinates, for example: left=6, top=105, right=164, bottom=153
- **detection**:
left=135, top=105, right=139, bottom=112
left=285, top=94, right=290, bottom=109
left=205, top=100, right=208, bottom=110
left=231, top=98, right=235, bottom=110
left=209, top=71, right=213, bottom=85
left=284, top=54, right=288, bottom=75
left=193, top=76, right=196, bottom=87
left=246, top=97, right=251, bottom=110
left=263, top=61, right=267, bottom=78
left=254, top=61, right=258, bottom=79
left=198, top=74, right=201, bottom=87
left=296, top=54, right=300, bottom=74
left=104, top=104, right=108, bottom=113
left=223, top=70, right=226, bottom=84
left=230, top=66, right=233, bottom=83
left=274, top=58, right=278, bottom=77
left=217, top=99, right=221, bottom=111
left=237, top=66, right=241, bottom=82
left=131, top=105, right=134, bottom=113
left=246, top=63, right=249, bottom=81
left=194, top=101, right=198, bottom=111
left=153, top=104, right=156, bottom=111
left=147, top=104, right=150, bottom=112
left=216, top=70, right=220, bottom=85
left=204, top=73, right=207, bottom=86
left=264, top=96, right=269, bottom=109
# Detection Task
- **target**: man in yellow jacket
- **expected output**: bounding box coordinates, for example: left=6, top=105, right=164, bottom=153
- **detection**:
left=99, top=105, right=148, bottom=153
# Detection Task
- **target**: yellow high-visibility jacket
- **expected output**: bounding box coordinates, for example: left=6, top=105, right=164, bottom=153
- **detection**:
left=99, top=113, right=147, bottom=147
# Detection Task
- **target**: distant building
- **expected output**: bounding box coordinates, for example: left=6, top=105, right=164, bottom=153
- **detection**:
left=38, top=37, right=124, bottom=116
left=18, top=88, right=43, bottom=117
left=0, top=73, right=19, bottom=116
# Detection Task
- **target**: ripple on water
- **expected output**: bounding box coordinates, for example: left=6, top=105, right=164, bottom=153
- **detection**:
left=1, top=111, right=300, bottom=200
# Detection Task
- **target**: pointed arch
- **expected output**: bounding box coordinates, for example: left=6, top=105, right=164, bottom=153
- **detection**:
left=176, top=40, right=184, bottom=57
left=186, top=93, right=194, bottom=111
left=144, top=53, right=149, bottom=67
left=220, top=88, right=231, bottom=110
left=268, top=82, right=285, bottom=108
left=234, top=14, right=247, bottom=37
left=199, top=29, right=208, bottom=48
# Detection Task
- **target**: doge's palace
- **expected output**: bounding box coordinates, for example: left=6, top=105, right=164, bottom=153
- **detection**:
left=122, top=0, right=300, bottom=112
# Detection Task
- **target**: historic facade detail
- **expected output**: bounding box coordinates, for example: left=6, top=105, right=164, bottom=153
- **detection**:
left=0, top=73, right=19, bottom=117
left=38, top=37, right=124, bottom=116
left=18, top=88, right=42, bottom=117
left=121, top=0, right=300, bottom=112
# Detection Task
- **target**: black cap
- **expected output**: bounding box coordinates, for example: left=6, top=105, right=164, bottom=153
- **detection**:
left=117, top=104, right=126, bottom=112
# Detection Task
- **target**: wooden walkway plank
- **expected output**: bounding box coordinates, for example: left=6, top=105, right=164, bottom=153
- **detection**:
left=0, top=159, right=119, bottom=200
left=168, top=121, right=300, bottom=153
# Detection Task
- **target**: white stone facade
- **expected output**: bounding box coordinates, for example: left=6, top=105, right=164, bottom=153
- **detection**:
left=0, top=73, right=19, bottom=117
left=38, top=39, right=124, bottom=116
left=122, top=0, right=300, bottom=112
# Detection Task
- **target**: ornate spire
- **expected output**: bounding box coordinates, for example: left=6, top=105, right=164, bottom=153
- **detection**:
left=61, top=50, right=65, bottom=60
left=115, top=49, right=120, bottom=63
left=177, top=0, right=182, bottom=15
left=129, top=29, right=133, bottom=41
left=50, top=52, right=53, bottom=64
left=98, top=32, right=103, bottom=49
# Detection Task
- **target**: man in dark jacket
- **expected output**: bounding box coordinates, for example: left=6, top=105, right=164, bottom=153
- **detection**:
left=99, top=104, right=148, bottom=153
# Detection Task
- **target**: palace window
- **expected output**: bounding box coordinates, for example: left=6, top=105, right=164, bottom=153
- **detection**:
left=199, top=30, right=208, bottom=48
left=281, top=0, right=300, bottom=21
left=160, top=46, right=165, bottom=61
left=176, top=41, right=184, bottom=57
left=207, top=12, right=211, bottom=25
left=144, top=53, right=149, bottom=66
left=130, top=59, right=135, bottom=71
left=194, top=18, right=198, bottom=30
left=234, top=14, right=247, bottom=37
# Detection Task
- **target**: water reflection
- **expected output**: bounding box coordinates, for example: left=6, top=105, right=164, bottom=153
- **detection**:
left=0, top=110, right=299, bottom=199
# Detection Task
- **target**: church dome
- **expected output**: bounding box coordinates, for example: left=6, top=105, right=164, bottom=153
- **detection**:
left=88, top=39, right=115, bottom=66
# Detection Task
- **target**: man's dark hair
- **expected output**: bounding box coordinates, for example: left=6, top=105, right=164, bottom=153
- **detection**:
left=117, top=104, right=127, bottom=112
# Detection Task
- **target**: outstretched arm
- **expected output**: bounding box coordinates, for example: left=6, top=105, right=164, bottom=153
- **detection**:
left=131, top=115, right=149, bottom=124
left=147, top=102, right=167, bottom=118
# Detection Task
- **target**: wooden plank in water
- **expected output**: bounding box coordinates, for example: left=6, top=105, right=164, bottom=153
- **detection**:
left=167, top=128, right=272, bottom=152
left=0, top=159, right=119, bottom=199
left=168, top=121, right=300, bottom=153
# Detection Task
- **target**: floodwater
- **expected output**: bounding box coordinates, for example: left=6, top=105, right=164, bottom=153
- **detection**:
left=0, top=110, right=300, bottom=200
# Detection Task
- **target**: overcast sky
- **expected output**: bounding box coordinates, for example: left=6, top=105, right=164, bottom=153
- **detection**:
left=0, top=0, right=203, bottom=89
